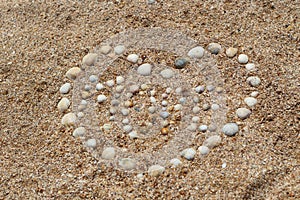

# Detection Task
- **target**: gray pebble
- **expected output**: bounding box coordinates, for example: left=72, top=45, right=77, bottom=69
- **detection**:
left=160, top=68, right=174, bottom=79
left=101, top=147, right=115, bottom=160
left=222, top=123, right=239, bottom=136
left=207, top=85, right=215, bottom=92
left=174, top=58, right=188, bottom=69
left=247, top=76, right=261, bottom=87
left=170, top=158, right=182, bottom=167
left=106, top=80, right=115, bottom=87
left=148, top=106, right=156, bottom=113
left=199, top=125, right=208, bottom=132
left=114, top=45, right=125, bottom=55
left=236, top=108, right=251, bottom=119
left=127, top=54, right=139, bottom=63
left=195, top=85, right=205, bottom=93
left=122, top=118, right=130, bottom=124
left=211, top=104, right=220, bottom=111
left=160, top=111, right=169, bottom=119
left=73, top=127, right=86, bottom=137
left=89, top=75, right=98, bottom=83
left=202, top=104, right=210, bottom=111
left=192, top=106, right=201, bottom=114
left=198, top=146, right=210, bottom=155
left=187, top=123, right=198, bottom=131
left=100, top=45, right=112, bottom=54
left=244, top=97, right=257, bottom=107
left=148, top=165, right=165, bottom=177
left=174, top=104, right=182, bottom=111
left=180, top=148, right=196, bottom=160
left=246, top=63, right=255, bottom=71
left=137, top=63, right=152, bottom=76
left=60, top=83, right=71, bottom=94
left=129, top=85, right=139, bottom=93
left=119, top=158, right=136, bottom=170
left=96, top=83, right=104, bottom=91
left=121, top=108, right=129, bottom=116
left=97, top=95, right=107, bottom=103
left=203, top=135, right=221, bottom=148
left=188, top=46, right=205, bottom=58
left=86, top=138, right=97, bottom=148
left=207, top=43, right=221, bottom=55
left=123, top=125, right=133, bottom=133
left=115, top=85, right=125, bottom=93
left=129, top=131, right=138, bottom=139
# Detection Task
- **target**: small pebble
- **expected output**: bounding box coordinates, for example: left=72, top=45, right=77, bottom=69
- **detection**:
left=121, top=108, right=130, bottom=116
left=81, top=91, right=91, bottom=99
left=162, top=93, right=168, bottom=99
left=59, top=83, right=71, bottom=94
left=161, top=100, right=168, bottom=106
left=236, top=108, right=251, bottom=119
left=101, top=147, right=115, bottom=160
left=124, top=100, right=133, bottom=108
left=244, top=97, right=257, bottom=107
left=89, top=75, right=98, bottom=83
left=198, top=146, right=210, bottom=155
left=208, top=124, right=217, bottom=132
left=166, top=87, right=172, bottom=93
left=106, top=80, right=115, bottom=87
left=207, top=85, right=215, bottom=92
left=174, top=58, right=188, bottom=69
left=78, top=104, right=86, bottom=111
left=127, top=54, right=139, bottom=63
left=147, top=0, right=156, bottom=4
left=109, top=116, right=115, bottom=121
left=187, top=123, right=198, bottom=131
left=192, top=106, right=201, bottom=114
left=57, top=97, right=70, bottom=112
left=180, top=148, right=196, bottom=160
left=150, top=90, right=156, bottom=96
left=103, top=124, right=111, bottom=131
left=160, top=68, right=174, bottom=79
left=148, top=165, right=165, bottom=177
left=96, top=83, right=105, bottom=91
left=61, top=113, right=76, bottom=126
left=81, top=100, right=87, bottom=105
left=111, top=100, right=120, bottom=106
left=148, top=106, right=156, bottom=113
left=116, top=76, right=125, bottom=84
left=193, top=96, right=200, bottom=103
left=245, top=63, right=255, bottom=71
left=66, top=67, right=81, bottom=80
left=136, top=173, right=144, bottom=179
left=114, top=45, right=125, bottom=55
left=109, top=107, right=117, bottom=115
left=86, top=138, right=97, bottom=148
left=211, top=104, right=220, bottom=111
left=238, top=54, right=249, bottom=64
left=160, top=111, right=169, bottom=119
left=100, top=45, right=112, bottom=54
left=123, top=125, right=133, bottom=133
left=150, top=96, right=156, bottom=104
left=97, top=95, right=107, bottom=103
left=84, top=85, right=92, bottom=91
left=226, top=47, right=238, bottom=58
left=119, top=158, right=136, bottom=170
left=251, top=91, right=259, bottom=97
left=170, top=158, right=182, bottom=167
left=174, top=104, right=182, bottom=111
left=199, top=125, right=208, bottom=132
left=222, top=123, right=239, bottom=136
left=140, top=84, right=148, bottom=90
left=161, top=127, right=169, bottom=135
left=115, top=85, right=124, bottom=93
left=82, top=53, right=98, bottom=66
left=77, top=112, right=84, bottom=118
left=122, top=118, right=130, bottom=124
left=222, top=163, right=227, bottom=168
left=137, top=63, right=152, bottom=76
left=202, top=104, right=210, bottom=111
left=203, top=135, right=221, bottom=148
left=179, top=97, right=186, bottom=104
left=129, top=85, right=139, bottom=93
left=195, top=85, right=205, bottom=93
left=207, top=43, right=221, bottom=54
left=192, top=116, right=200, bottom=123
left=247, top=76, right=261, bottom=87
left=73, top=127, right=86, bottom=137
left=216, top=87, right=223, bottom=93
left=129, top=131, right=138, bottom=139
left=188, top=46, right=205, bottom=58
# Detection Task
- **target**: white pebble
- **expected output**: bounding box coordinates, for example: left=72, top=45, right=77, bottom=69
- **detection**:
left=127, top=54, right=139, bottom=63
left=109, top=116, right=115, bottom=121
left=203, top=135, right=221, bottom=148
left=148, top=165, right=165, bottom=177
left=110, top=99, right=120, bottom=106
left=140, top=84, right=148, bottom=90
left=103, top=123, right=111, bottom=131
left=66, top=67, right=81, bottom=80
left=122, top=118, right=130, bottom=124
left=179, top=97, right=186, bottom=104
left=121, top=108, right=129, bottom=116
left=236, top=108, right=251, bottom=119
left=137, top=63, right=152, bottom=76
left=247, top=76, right=261, bottom=87
left=84, top=85, right=92, bottom=91
left=161, top=100, right=168, bottom=106
left=109, top=107, right=117, bottom=115
left=192, top=106, right=201, bottom=114
left=89, top=75, right=98, bottom=83
left=238, top=54, right=249, bottom=64
left=115, top=85, right=124, bottom=93
left=162, top=93, right=168, bottom=99
left=57, top=97, right=70, bottom=112
left=192, top=116, right=200, bottom=123
left=114, top=45, right=125, bottom=55
left=150, top=96, right=156, bottom=104
left=180, top=148, right=196, bottom=160
left=195, top=85, right=205, bottom=93
left=193, top=96, right=200, bottom=103
left=59, top=83, right=71, bottom=94
left=160, top=68, right=174, bottom=79
left=222, top=123, right=239, bottom=136
left=198, top=146, right=210, bottom=155
left=116, top=76, right=125, bottom=84
left=86, top=139, right=97, bottom=148
left=106, top=80, right=115, bottom=87
left=174, top=104, right=182, bottom=111
left=136, top=173, right=144, bottom=179
left=199, top=125, right=208, bottom=132
left=170, top=158, right=182, bottom=167
left=73, top=127, right=86, bottom=137
left=96, top=83, right=105, bottom=91
left=129, top=131, right=138, bottom=139
left=202, top=104, right=210, bottom=111
left=82, top=53, right=98, bottom=66
left=251, top=91, right=259, bottom=97
left=245, top=63, right=255, bottom=71
left=175, top=87, right=182, bottom=94
left=123, top=125, right=133, bottom=133
left=148, top=106, right=156, bottom=113
left=207, top=43, right=221, bottom=54
left=188, top=46, right=205, bottom=58
left=119, top=158, right=136, bottom=170
left=101, top=147, right=115, bottom=160
left=160, top=111, right=169, bottom=119
left=166, top=87, right=172, bottom=93
left=211, top=104, right=220, bottom=111
left=97, top=95, right=107, bottom=103
left=207, top=85, right=215, bottom=92
left=61, top=113, right=76, bottom=126
left=244, top=97, right=257, bottom=107
left=100, top=45, right=112, bottom=54
left=222, top=163, right=227, bottom=168
left=150, top=90, right=156, bottom=96
left=129, top=85, right=139, bottom=93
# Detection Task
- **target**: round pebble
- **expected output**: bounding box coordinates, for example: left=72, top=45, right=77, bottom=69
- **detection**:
left=148, top=165, right=165, bottom=177
left=195, top=85, right=205, bottom=93
left=123, top=125, right=133, bottom=133
left=106, top=80, right=115, bottom=87
left=61, top=113, right=76, bottom=126
left=211, top=104, right=220, bottom=111
left=103, top=124, right=111, bottom=131
left=222, top=123, right=239, bottom=136
left=89, top=75, right=98, bottom=83
left=180, top=148, right=196, bottom=160
left=199, top=125, right=208, bottom=132
left=174, top=104, right=182, bottom=111
left=82, top=53, right=98, bottom=66
left=206, top=85, right=215, bottom=92
left=148, top=106, right=156, bottom=113
left=129, top=131, right=138, bottom=139
left=77, top=112, right=84, bottom=118
left=97, top=95, right=107, bottom=103
left=203, top=135, right=221, bottom=148
left=160, top=68, right=174, bottom=79
left=129, top=85, right=139, bottom=93
left=207, top=43, right=221, bottom=54
left=192, top=116, right=200, bottom=123
left=73, top=127, right=86, bottom=137
left=116, top=76, right=125, bottom=85
left=251, top=91, right=259, bottom=97
left=115, top=85, right=124, bottom=93
left=236, top=108, right=251, bottom=119
left=244, top=97, right=257, bottom=107
left=147, top=0, right=156, bottom=4
left=238, top=54, right=249, bottom=64
left=150, top=96, right=156, bottom=104
left=86, top=139, right=97, bottom=148
left=119, top=158, right=136, bottom=170
left=121, top=108, right=129, bottom=116
left=170, top=158, right=182, bottom=167
left=188, top=46, right=205, bottom=58
left=174, top=58, right=188, bottom=69
left=122, top=118, right=129, bottom=124
left=127, top=54, right=139, bottom=63
left=208, top=124, right=217, bottom=132
left=226, top=47, right=238, bottom=58
left=246, top=63, right=255, bottom=71
left=202, top=104, right=211, bottom=111
left=100, top=45, right=112, bottom=54
left=114, top=45, right=125, bottom=55
left=101, top=147, right=116, bottom=160
left=193, top=96, right=200, bottom=103
left=57, top=97, right=70, bottom=112
left=96, top=83, right=105, bottom=91
left=59, top=83, right=71, bottom=94
left=192, top=106, right=201, bottom=114
left=160, top=111, right=169, bottom=119
left=179, top=97, right=186, bottom=104
left=161, top=100, right=168, bottom=106
left=137, top=63, right=152, bottom=76
left=84, top=85, right=92, bottom=91
left=247, top=76, right=261, bottom=87
left=66, top=67, right=81, bottom=80
left=198, top=146, right=210, bottom=155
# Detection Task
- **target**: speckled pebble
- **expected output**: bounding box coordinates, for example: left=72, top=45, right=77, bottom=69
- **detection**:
left=61, top=113, right=77, bottom=126
left=222, top=123, right=239, bottom=136
left=238, top=54, right=249, bottom=64
left=59, top=83, right=71, bottom=94
left=207, top=43, right=221, bottom=54
left=236, top=108, right=251, bottom=119
left=180, top=148, right=196, bottom=160
left=244, top=97, right=258, bottom=107
left=188, top=46, right=205, bottom=58
left=137, top=63, right=152, bottom=76
left=101, top=147, right=116, bottom=160
left=129, top=131, right=138, bottom=139
left=226, top=47, right=238, bottom=58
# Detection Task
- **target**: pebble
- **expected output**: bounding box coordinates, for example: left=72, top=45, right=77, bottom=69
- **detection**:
left=251, top=91, right=259, bottom=97
left=97, top=95, right=107, bottom=103
left=121, top=108, right=129, bottom=116
left=78, top=104, right=86, bottom=111
left=222, top=123, right=239, bottom=136
left=245, top=63, right=255, bottom=71
left=207, top=85, right=215, bottom=92
left=187, top=123, right=198, bottom=131
left=59, top=83, right=71, bottom=94
left=109, top=116, right=115, bottom=121
left=192, top=116, right=200, bottom=123
left=160, top=111, right=169, bottom=119
left=116, top=76, right=125, bottom=84
left=57, top=97, right=70, bottom=112
left=160, top=68, right=174, bottom=79
left=101, top=147, right=115, bottom=160
left=150, top=96, right=156, bottom=104
left=170, top=158, right=182, bottom=167
left=89, top=75, right=98, bottom=83
left=115, top=85, right=124, bottom=93
left=166, top=87, right=172, bottom=93
left=84, top=85, right=92, bottom=91
left=203, top=135, right=221, bottom=148
left=129, top=131, right=138, bottom=139
left=161, top=100, right=168, bottom=106
left=174, top=58, right=188, bottom=69
left=106, top=80, right=115, bottom=87
left=236, top=108, right=251, bottom=119
left=77, top=112, right=84, bottom=118
left=100, top=45, right=112, bottom=54
left=119, top=158, right=136, bottom=170
left=148, top=165, right=165, bottom=177
left=195, top=85, right=205, bottom=93
left=61, top=113, right=77, bottom=126
left=81, top=100, right=87, bottom=105
left=174, top=104, right=182, bottom=111
left=96, top=83, right=105, bottom=91
left=192, top=106, right=201, bottom=114
left=247, top=76, right=261, bottom=87
left=207, top=43, right=221, bottom=54
left=208, top=124, right=217, bottom=132
left=73, top=127, right=86, bottom=137
left=66, top=67, right=81, bottom=80
left=222, top=163, right=227, bottom=168
left=180, top=148, right=196, bottom=160
left=199, top=125, right=208, bottom=132
left=114, top=45, right=125, bottom=55
left=162, top=93, right=168, bottom=98
left=103, top=123, right=111, bottom=131
left=147, top=0, right=156, bottom=4
left=81, top=91, right=91, bottom=99
left=202, top=104, right=211, bottom=111
left=211, top=104, right=220, bottom=111
left=141, top=84, right=149, bottom=90
left=136, top=173, right=144, bottom=179
left=188, top=46, right=205, bottom=58
left=198, top=146, right=210, bottom=155
left=124, top=100, right=133, bottom=107
left=86, top=138, right=97, bottom=148
left=216, top=87, right=223, bottom=93
left=82, top=53, right=98, bottom=66
left=193, top=96, right=200, bottom=103
left=129, top=85, right=139, bottom=93
left=109, top=107, right=117, bottom=115
left=148, top=106, right=156, bottom=113
left=226, top=47, right=238, bottom=58
left=150, top=90, right=156, bottom=96
left=238, top=54, right=249, bottom=64
left=122, top=118, right=129, bottom=124
left=127, top=54, right=139, bottom=63
left=123, top=125, right=133, bottom=133
left=179, top=97, right=186, bottom=104
left=244, top=97, right=257, bottom=107
left=137, top=63, right=152, bottom=76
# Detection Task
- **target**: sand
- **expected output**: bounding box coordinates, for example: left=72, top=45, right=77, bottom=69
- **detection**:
left=0, top=0, right=299, bottom=199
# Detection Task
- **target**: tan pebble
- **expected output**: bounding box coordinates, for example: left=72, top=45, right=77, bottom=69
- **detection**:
left=81, top=91, right=91, bottom=99
left=161, top=127, right=169, bottom=135
left=66, top=67, right=81, bottom=80
left=100, top=45, right=112, bottom=54
left=124, top=100, right=133, bottom=107
left=82, top=53, right=98, bottom=66
left=57, top=97, right=70, bottom=112
left=226, top=47, right=238, bottom=58
left=61, top=113, right=77, bottom=126
left=148, top=165, right=165, bottom=177
left=216, top=87, right=224, bottom=93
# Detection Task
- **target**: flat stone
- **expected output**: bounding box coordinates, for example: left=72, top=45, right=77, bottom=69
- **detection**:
left=244, top=97, right=258, bottom=107
left=137, top=63, right=152, bottom=76
left=226, top=47, right=238, bottom=58
left=236, top=108, right=251, bottom=119
left=195, top=85, right=205, bottom=93
left=73, top=127, right=86, bottom=137
left=129, top=131, right=138, bottom=139
left=101, top=147, right=116, bottom=160
left=123, top=125, right=132, bottom=133
left=251, top=91, right=259, bottom=97
left=61, top=113, right=77, bottom=126
left=82, top=53, right=98, bottom=66
left=148, top=165, right=165, bottom=177
left=188, top=46, right=205, bottom=58
left=207, top=43, right=221, bottom=54
left=160, top=68, right=174, bottom=79
left=119, top=158, right=136, bottom=170
left=238, top=54, right=249, bottom=64
left=203, top=135, right=221, bottom=148
left=59, top=83, right=71, bottom=94
left=106, top=80, right=115, bottom=87
left=57, top=97, right=70, bottom=112
left=222, top=123, right=239, bottom=136
left=127, top=54, right=139, bottom=63
left=180, top=148, right=196, bottom=160
left=66, top=67, right=81, bottom=80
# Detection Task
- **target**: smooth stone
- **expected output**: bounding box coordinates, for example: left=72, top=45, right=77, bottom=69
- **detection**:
left=216, top=87, right=224, bottom=93
left=195, top=85, right=205, bottom=93
left=174, top=58, right=188, bottom=69
left=161, top=100, right=168, bottom=106
left=236, top=108, right=251, bottom=119
left=166, top=87, right=172, bottom=93
left=57, top=97, right=70, bottom=112
left=160, top=111, right=169, bottom=119
left=101, top=147, right=115, bottom=160
left=103, top=123, right=111, bottom=131
left=141, top=84, right=149, bottom=90
left=100, top=45, right=112, bottom=54
left=84, top=85, right=92, bottom=91
left=202, top=104, right=211, bottom=111
left=192, top=106, right=201, bottom=114
left=244, top=97, right=257, bottom=107
left=192, top=116, right=200, bottom=123
left=198, top=146, right=210, bottom=155
left=97, top=95, right=107, bottom=103
left=207, top=43, right=221, bottom=54
left=222, top=123, right=239, bottom=136
left=170, top=158, right=182, bottom=167
left=180, top=148, right=196, bottom=160
left=246, top=63, right=255, bottom=71
left=162, top=93, right=168, bottom=98
left=251, top=91, right=259, bottom=97
left=73, top=127, right=86, bottom=137
left=160, top=68, right=174, bottom=79
left=78, top=104, right=86, bottom=111
left=226, top=47, right=238, bottom=58
left=208, top=124, right=217, bottom=132
left=115, top=85, right=124, bottom=93
left=81, top=100, right=87, bottom=105
left=96, top=83, right=105, bottom=91
left=86, top=139, right=96, bottom=148
left=148, top=106, right=156, bottom=113
left=147, top=0, right=156, bottom=4
left=59, top=83, right=71, bottom=94
left=89, top=75, right=98, bottom=83
left=61, top=113, right=76, bottom=126
left=66, top=67, right=81, bottom=80
left=127, top=54, right=139, bottom=63
left=129, top=85, right=139, bottom=93
left=123, top=125, right=133, bottom=133
left=109, top=116, right=115, bottom=121
left=81, top=91, right=91, bottom=99
left=116, top=76, right=125, bottom=84
left=111, top=99, right=120, bottom=106
left=119, top=158, right=136, bottom=170
left=187, top=123, right=198, bottom=131
left=247, top=76, right=261, bottom=87
left=150, top=96, right=156, bottom=104
left=136, top=173, right=144, bottom=179
left=129, top=131, right=138, bottom=139
left=238, top=54, right=249, bottom=64
left=106, top=80, right=115, bottom=87
left=188, top=46, right=205, bottom=58
left=206, top=85, right=215, bottom=92
left=174, top=104, right=182, bottom=111
left=211, top=104, right=220, bottom=111
left=109, top=107, right=117, bottom=115
left=137, top=63, right=152, bottom=76
left=114, top=45, right=125, bottom=55
left=77, top=112, right=84, bottom=118
left=121, top=108, right=129, bottom=116
left=122, top=118, right=129, bottom=124
left=82, top=53, right=97, bottom=66
left=148, top=165, right=165, bottom=177
left=199, top=125, right=208, bottom=132
left=203, top=135, right=221, bottom=148
left=193, top=96, right=200, bottom=103
left=179, top=97, right=186, bottom=104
